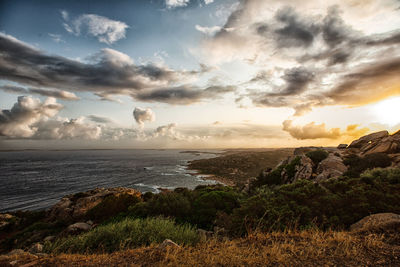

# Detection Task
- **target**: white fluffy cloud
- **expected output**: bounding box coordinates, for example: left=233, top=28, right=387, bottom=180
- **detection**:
left=0, top=96, right=63, bottom=138
left=204, top=0, right=214, bottom=4
left=166, top=0, right=190, bottom=8
left=0, top=96, right=101, bottom=140
left=133, top=107, right=155, bottom=128
left=195, top=25, right=222, bottom=35
left=62, top=13, right=129, bottom=44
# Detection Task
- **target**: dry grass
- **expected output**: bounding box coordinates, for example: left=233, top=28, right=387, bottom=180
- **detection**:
left=1, top=229, right=398, bottom=266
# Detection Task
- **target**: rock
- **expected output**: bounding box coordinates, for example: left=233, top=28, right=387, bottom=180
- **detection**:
left=348, top=131, right=388, bottom=149
left=28, top=243, right=43, bottom=254
left=8, top=249, right=26, bottom=256
left=48, top=187, right=141, bottom=222
left=315, top=153, right=347, bottom=182
left=67, top=222, right=92, bottom=233
left=350, top=213, right=400, bottom=233
left=337, top=144, right=348, bottom=149
left=9, top=260, right=18, bottom=266
left=158, top=239, right=180, bottom=250
left=292, top=155, right=314, bottom=182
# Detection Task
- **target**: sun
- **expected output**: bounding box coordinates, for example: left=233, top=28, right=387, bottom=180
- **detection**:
left=372, top=97, right=400, bottom=126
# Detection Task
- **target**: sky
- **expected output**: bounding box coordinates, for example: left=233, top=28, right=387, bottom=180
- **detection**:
left=0, top=0, right=400, bottom=149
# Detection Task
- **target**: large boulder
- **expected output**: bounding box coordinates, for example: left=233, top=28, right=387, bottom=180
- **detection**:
left=350, top=213, right=400, bottom=233
left=315, top=153, right=347, bottom=182
left=348, top=131, right=388, bottom=149
left=66, top=222, right=93, bottom=234
left=48, top=187, right=141, bottom=222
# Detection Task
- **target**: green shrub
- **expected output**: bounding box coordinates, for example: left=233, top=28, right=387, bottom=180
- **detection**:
left=284, top=156, right=301, bottom=180
left=223, top=168, right=400, bottom=235
left=343, top=153, right=392, bottom=177
left=128, top=186, right=241, bottom=229
left=45, top=217, right=199, bottom=254
left=86, top=193, right=141, bottom=222
left=306, top=149, right=328, bottom=165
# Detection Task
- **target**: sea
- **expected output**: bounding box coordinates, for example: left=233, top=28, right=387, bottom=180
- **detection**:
left=0, top=149, right=220, bottom=213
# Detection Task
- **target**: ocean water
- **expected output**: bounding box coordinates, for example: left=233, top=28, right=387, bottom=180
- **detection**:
left=0, top=149, right=220, bottom=212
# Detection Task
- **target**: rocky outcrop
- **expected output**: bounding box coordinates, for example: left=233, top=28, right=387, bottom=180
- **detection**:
left=315, top=154, right=347, bottom=182
left=350, top=213, right=400, bottom=233
left=344, top=130, right=400, bottom=156
left=337, top=144, right=347, bottom=149
left=292, top=155, right=314, bottom=182
left=348, top=131, right=389, bottom=149
left=48, top=187, right=141, bottom=222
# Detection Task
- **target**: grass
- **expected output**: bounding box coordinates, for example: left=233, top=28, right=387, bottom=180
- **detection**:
left=45, top=217, right=199, bottom=254
left=3, top=229, right=399, bottom=266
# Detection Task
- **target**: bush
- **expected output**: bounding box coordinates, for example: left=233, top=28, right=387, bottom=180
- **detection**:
left=223, top=168, right=400, bottom=235
left=46, top=217, right=199, bottom=254
left=343, top=153, right=392, bottom=177
left=306, top=149, right=328, bottom=165
left=129, top=186, right=241, bottom=229
left=86, top=193, right=141, bottom=222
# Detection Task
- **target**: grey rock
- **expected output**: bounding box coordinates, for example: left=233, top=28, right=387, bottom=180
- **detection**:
left=315, top=153, right=347, bottom=182
left=67, top=222, right=92, bottom=233
left=350, top=213, right=400, bottom=233
left=293, top=155, right=314, bottom=182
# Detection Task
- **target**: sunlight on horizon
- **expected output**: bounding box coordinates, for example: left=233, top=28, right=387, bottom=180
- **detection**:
left=372, top=96, right=400, bottom=126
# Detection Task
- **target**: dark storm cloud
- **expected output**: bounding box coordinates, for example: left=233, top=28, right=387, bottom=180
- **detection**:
left=322, top=6, right=353, bottom=47
left=134, top=85, right=236, bottom=104
left=0, top=33, right=203, bottom=95
left=325, top=57, right=400, bottom=103
left=0, top=85, right=79, bottom=100
left=274, top=7, right=320, bottom=48
left=276, top=67, right=314, bottom=96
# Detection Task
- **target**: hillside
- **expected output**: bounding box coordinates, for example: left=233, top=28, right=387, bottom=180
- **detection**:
left=1, top=130, right=400, bottom=266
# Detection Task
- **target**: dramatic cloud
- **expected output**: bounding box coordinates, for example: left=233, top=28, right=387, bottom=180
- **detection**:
left=62, top=13, right=129, bottom=44
left=166, top=0, right=190, bottom=9
left=135, top=85, right=235, bottom=104
left=282, top=120, right=369, bottom=140
left=0, top=33, right=210, bottom=104
left=199, top=0, right=400, bottom=114
left=133, top=107, right=155, bottom=128
left=0, top=85, right=79, bottom=100
left=273, top=6, right=320, bottom=48
left=0, top=96, right=63, bottom=138
left=0, top=96, right=103, bottom=140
